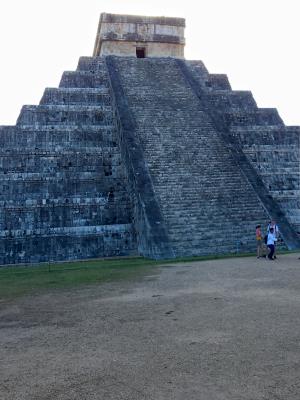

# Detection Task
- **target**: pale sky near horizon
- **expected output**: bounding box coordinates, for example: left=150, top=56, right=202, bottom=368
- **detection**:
left=0, top=0, right=299, bottom=125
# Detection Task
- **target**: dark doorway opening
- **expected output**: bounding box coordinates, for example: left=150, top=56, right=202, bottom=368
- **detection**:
left=136, top=47, right=146, bottom=58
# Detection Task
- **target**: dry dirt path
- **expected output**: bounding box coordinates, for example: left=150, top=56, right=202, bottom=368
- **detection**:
left=1, top=253, right=300, bottom=399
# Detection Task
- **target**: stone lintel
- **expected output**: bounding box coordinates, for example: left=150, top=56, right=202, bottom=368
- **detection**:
left=100, top=13, right=185, bottom=27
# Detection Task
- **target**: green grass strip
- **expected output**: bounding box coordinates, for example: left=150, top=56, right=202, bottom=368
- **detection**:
left=0, top=257, right=158, bottom=301
left=0, top=250, right=295, bottom=301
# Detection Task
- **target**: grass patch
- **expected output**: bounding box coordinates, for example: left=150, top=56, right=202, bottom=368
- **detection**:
left=1, top=249, right=295, bottom=301
left=0, top=257, right=159, bottom=301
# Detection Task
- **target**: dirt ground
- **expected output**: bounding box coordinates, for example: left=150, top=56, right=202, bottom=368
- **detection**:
left=1, top=253, right=300, bottom=400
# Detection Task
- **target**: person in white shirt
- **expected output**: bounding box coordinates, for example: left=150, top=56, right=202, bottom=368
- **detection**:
left=267, top=220, right=279, bottom=235
left=267, top=220, right=279, bottom=259
left=267, top=227, right=277, bottom=260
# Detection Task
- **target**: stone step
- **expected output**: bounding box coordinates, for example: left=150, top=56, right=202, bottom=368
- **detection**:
left=0, top=150, right=122, bottom=172
left=130, top=108, right=283, bottom=128
left=0, top=146, right=120, bottom=156
left=0, top=160, right=123, bottom=175
left=17, top=105, right=114, bottom=126
left=0, top=202, right=132, bottom=230
left=163, top=211, right=265, bottom=221
left=0, top=126, right=119, bottom=148
left=167, top=213, right=267, bottom=230
left=59, top=71, right=108, bottom=88
left=162, top=201, right=267, bottom=214
left=40, top=87, right=111, bottom=106
left=165, top=216, right=267, bottom=227
left=169, top=231, right=260, bottom=245
left=206, top=91, right=257, bottom=111
left=205, top=74, right=232, bottom=90
left=76, top=56, right=106, bottom=72
left=272, top=190, right=300, bottom=198
left=234, top=124, right=299, bottom=142
left=171, top=242, right=254, bottom=257
left=0, top=223, right=136, bottom=265
left=186, top=62, right=287, bottom=133
left=224, top=109, right=284, bottom=127
left=170, top=231, right=278, bottom=246
left=185, top=60, right=209, bottom=76
left=0, top=194, right=129, bottom=208
left=0, top=223, right=133, bottom=238
left=0, top=168, right=123, bottom=177
left=155, top=183, right=261, bottom=194
left=0, top=176, right=128, bottom=200
left=158, top=191, right=265, bottom=202
left=257, top=174, right=300, bottom=184
left=165, top=215, right=267, bottom=229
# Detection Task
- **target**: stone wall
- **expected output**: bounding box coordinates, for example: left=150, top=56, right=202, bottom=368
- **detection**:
left=93, top=13, right=185, bottom=58
left=0, top=57, right=136, bottom=265
left=99, top=41, right=184, bottom=58
left=233, top=127, right=300, bottom=233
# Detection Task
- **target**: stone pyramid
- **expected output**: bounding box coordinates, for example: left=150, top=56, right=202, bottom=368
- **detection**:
left=0, top=13, right=299, bottom=264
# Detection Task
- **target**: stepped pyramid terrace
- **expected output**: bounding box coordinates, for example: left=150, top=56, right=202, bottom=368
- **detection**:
left=0, top=12, right=300, bottom=265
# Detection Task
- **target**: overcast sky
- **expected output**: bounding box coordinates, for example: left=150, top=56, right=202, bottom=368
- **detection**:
left=0, top=0, right=299, bottom=125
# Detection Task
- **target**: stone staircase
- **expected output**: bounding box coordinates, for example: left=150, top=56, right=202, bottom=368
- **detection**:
left=186, top=60, right=300, bottom=235
left=0, top=57, right=136, bottom=264
left=108, top=57, right=273, bottom=257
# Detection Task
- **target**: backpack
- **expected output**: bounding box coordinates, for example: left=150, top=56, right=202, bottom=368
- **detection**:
left=264, top=234, right=268, bottom=244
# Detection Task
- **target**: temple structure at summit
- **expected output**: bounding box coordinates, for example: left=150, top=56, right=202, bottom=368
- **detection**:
left=93, top=13, right=185, bottom=58
left=0, top=13, right=299, bottom=265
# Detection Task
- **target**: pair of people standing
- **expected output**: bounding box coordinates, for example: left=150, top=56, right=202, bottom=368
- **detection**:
left=256, top=220, right=279, bottom=260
